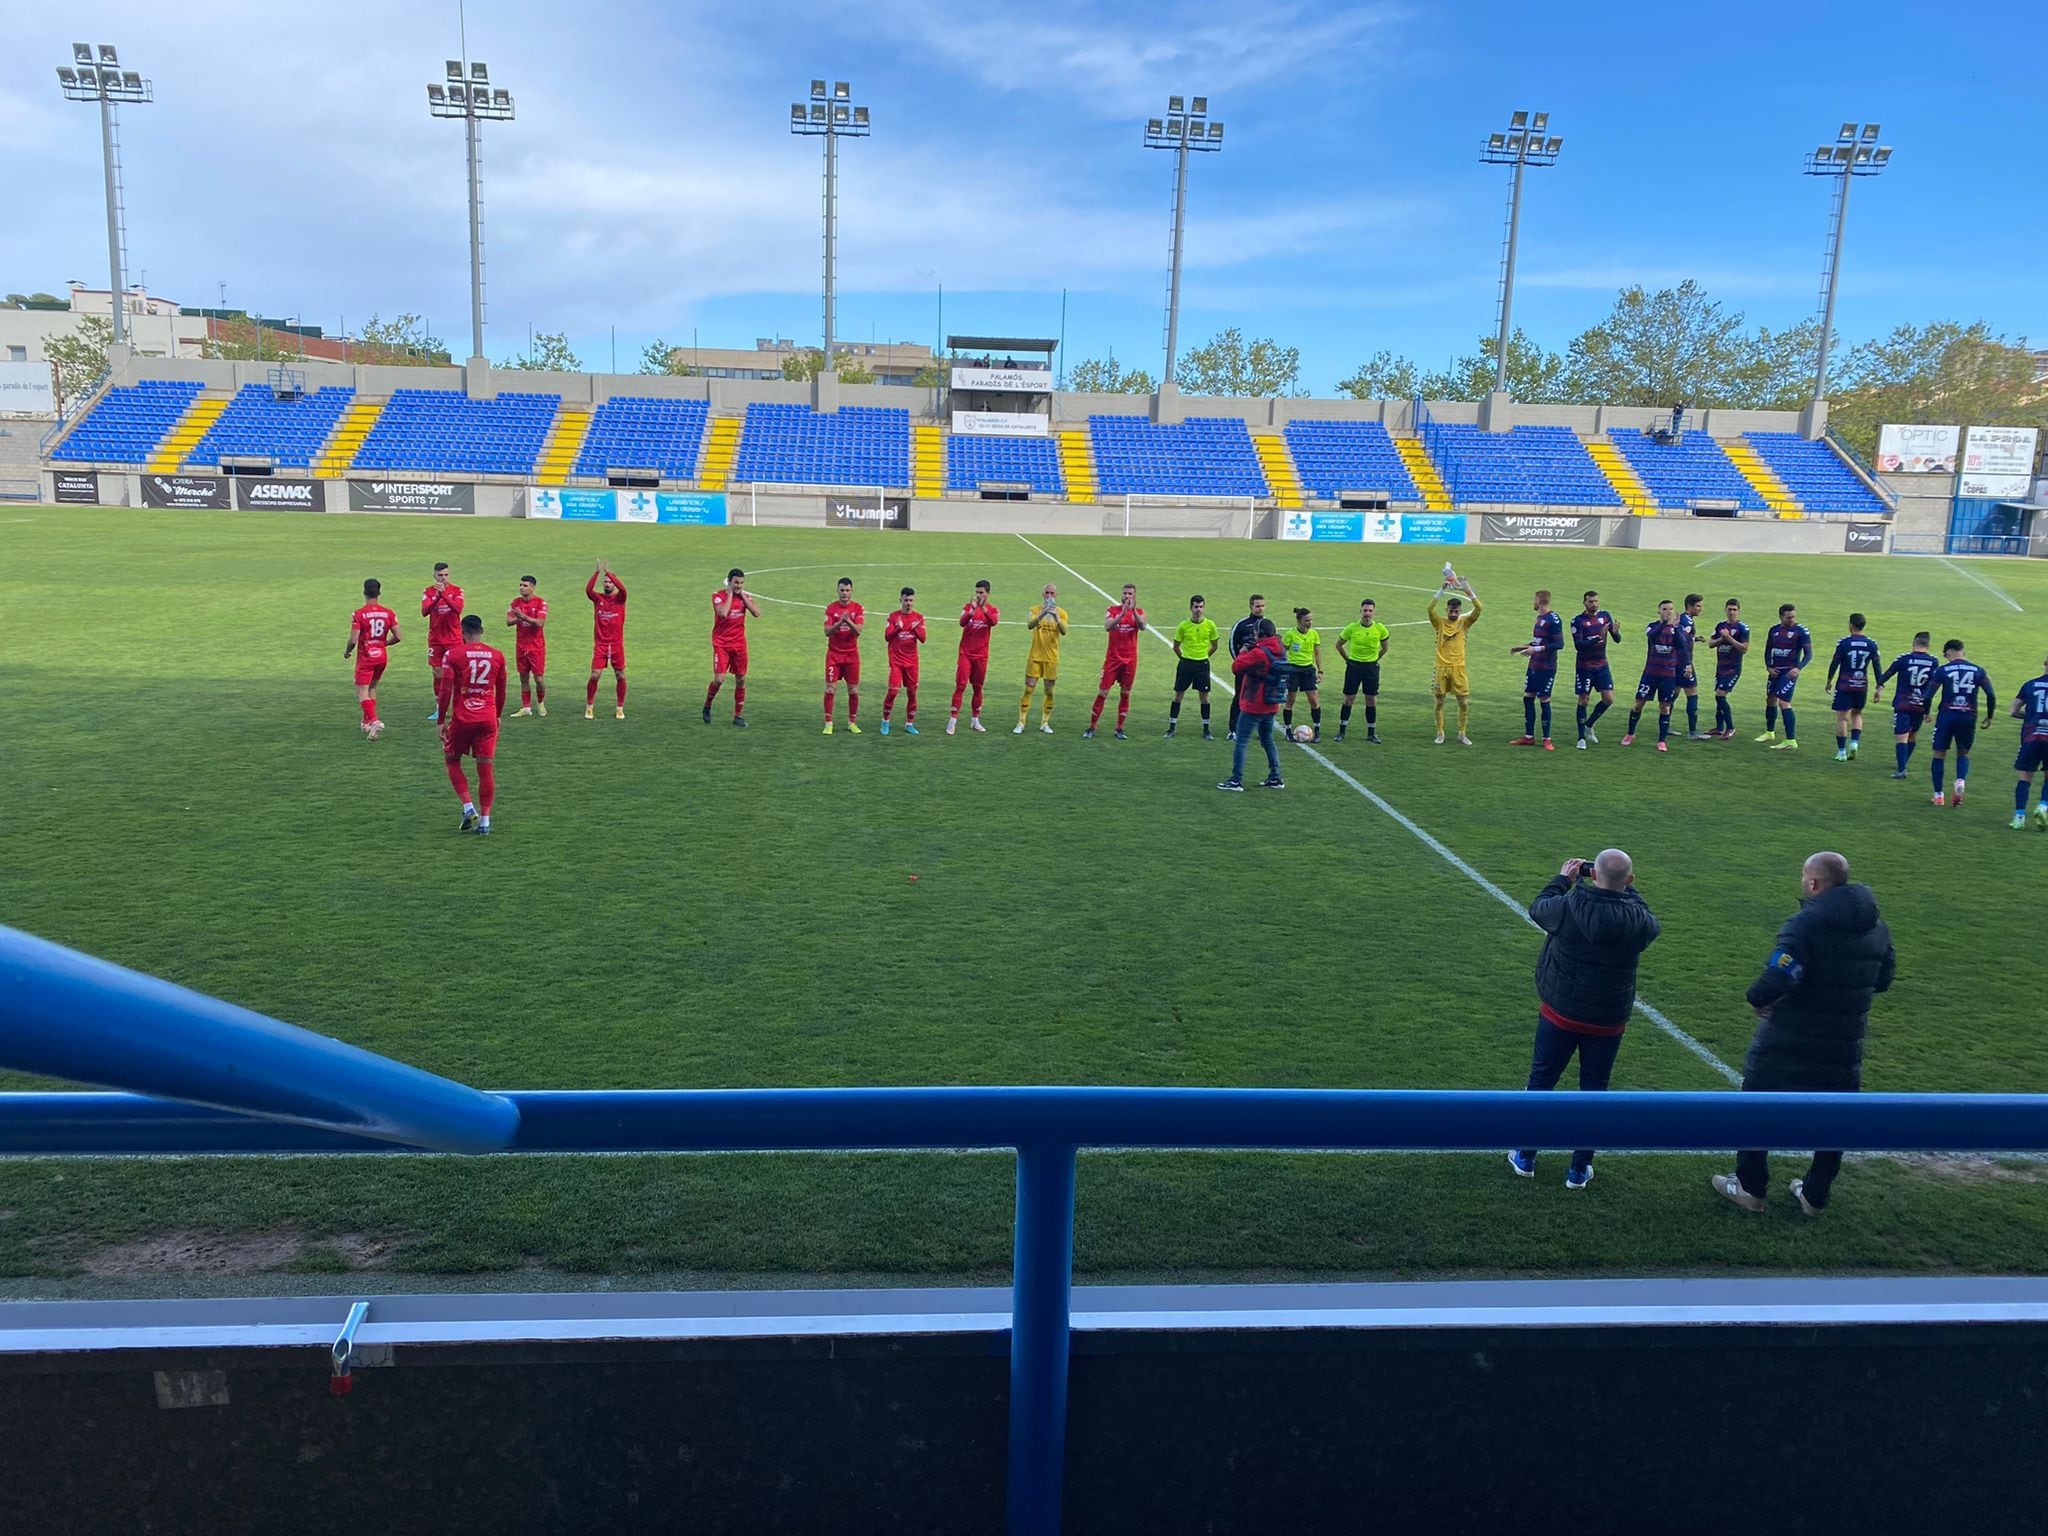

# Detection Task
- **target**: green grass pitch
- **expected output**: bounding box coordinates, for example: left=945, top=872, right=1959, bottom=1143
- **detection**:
left=3, top=507, right=2046, bottom=1288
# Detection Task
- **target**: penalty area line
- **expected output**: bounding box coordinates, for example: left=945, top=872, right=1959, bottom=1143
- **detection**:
left=1014, top=532, right=1743, bottom=1087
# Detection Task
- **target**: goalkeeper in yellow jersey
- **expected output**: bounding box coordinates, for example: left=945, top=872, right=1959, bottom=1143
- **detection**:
left=1014, top=583, right=1069, bottom=733
left=1428, top=574, right=1482, bottom=746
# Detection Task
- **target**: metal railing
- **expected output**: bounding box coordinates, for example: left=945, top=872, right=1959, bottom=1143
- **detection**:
left=5, top=923, right=2048, bottom=1536
left=1823, top=429, right=1899, bottom=511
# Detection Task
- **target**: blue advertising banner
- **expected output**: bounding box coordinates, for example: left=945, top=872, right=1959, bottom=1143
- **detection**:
left=656, top=491, right=728, bottom=525
left=529, top=487, right=728, bottom=525
left=558, top=488, right=618, bottom=521
left=1399, top=514, right=1468, bottom=545
left=1279, top=511, right=1365, bottom=542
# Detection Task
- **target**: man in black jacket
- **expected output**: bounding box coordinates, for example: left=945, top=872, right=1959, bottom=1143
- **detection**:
left=1510, top=849, right=1662, bottom=1189
left=1714, top=851, right=1895, bottom=1216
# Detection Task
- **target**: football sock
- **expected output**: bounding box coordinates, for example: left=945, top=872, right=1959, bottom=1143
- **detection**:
left=520, top=683, right=532, bottom=708
left=2019, top=782, right=2032, bottom=814
left=1340, top=702, right=1353, bottom=727
left=586, top=678, right=600, bottom=706
left=1170, top=697, right=1183, bottom=723
left=1576, top=703, right=1588, bottom=738
left=1587, top=699, right=1611, bottom=727
left=1658, top=713, right=1670, bottom=742
left=446, top=761, right=470, bottom=800
left=883, top=687, right=899, bottom=720
left=477, top=762, right=495, bottom=815
left=1019, top=690, right=1033, bottom=725
left=1200, top=697, right=1211, bottom=723
left=1850, top=728, right=1861, bottom=746
left=615, top=677, right=627, bottom=707
left=1627, top=708, right=1643, bottom=736
left=1117, top=690, right=1131, bottom=730
left=732, top=683, right=744, bottom=717
left=1524, top=698, right=1536, bottom=735
left=360, top=699, right=377, bottom=725
left=705, top=679, right=722, bottom=708
left=1283, top=706, right=1294, bottom=727
left=1310, top=705, right=1322, bottom=731
left=1433, top=699, right=1446, bottom=734
left=1956, top=752, right=1970, bottom=782
left=905, top=686, right=917, bottom=723
left=971, top=683, right=984, bottom=713
left=1764, top=704, right=1778, bottom=733
left=1457, top=699, right=1469, bottom=732
left=1686, top=696, right=1699, bottom=732
left=1896, top=741, right=1911, bottom=770
left=1090, top=694, right=1107, bottom=728
left=1837, top=733, right=1847, bottom=751
left=1364, top=704, right=1376, bottom=727
left=1718, top=698, right=1733, bottom=732
left=1932, top=757, right=1945, bottom=792
left=1540, top=700, right=1552, bottom=736
left=1041, top=695, right=1054, bottom=724
left=823, top=692, right=835, bottom=722
left=534, top=678, right=545, bottom=702
left=1782, top=708, right=1797, bottom=740
left=847, top=691, right=859, bottom=722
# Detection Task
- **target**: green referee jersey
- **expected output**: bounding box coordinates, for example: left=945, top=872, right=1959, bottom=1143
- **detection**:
left=1339, top=620, right=1390, bottom=663
left=1281, top=627, right=1320, bottom=668
left=1174, top=617, right=1220, bottom=660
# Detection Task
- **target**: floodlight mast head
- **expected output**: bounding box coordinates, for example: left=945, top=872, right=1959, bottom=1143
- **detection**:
left=1479, top=109, right=1561, bottom=394
left=1805, top=120, right=1889, bottom=177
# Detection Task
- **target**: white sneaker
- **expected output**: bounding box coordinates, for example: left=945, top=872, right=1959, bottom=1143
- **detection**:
left=1458, top=733, right=1473, bottom=746
left=1433, top=732, right=1446, bottom=745
left=1012, top=722, right=1025, bottom=734
left=970, top=717, right=985, bottom=733
left=945, top=718, right=957, bottom=736
left=1040, top=722, right=1055, bottom=734
left=1575, top=738, right=1588, bottom=750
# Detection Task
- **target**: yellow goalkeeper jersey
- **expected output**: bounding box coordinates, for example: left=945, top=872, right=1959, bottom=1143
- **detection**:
left=1027, top=605, right=1068, bottom=666
left=1429, top=595, right=1481, bottom=667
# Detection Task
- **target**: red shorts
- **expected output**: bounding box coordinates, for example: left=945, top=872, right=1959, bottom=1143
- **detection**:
left=888, top=658, right=920, bottom=690
left=516, top=645, right=546, bottom=675
left=443, top=719, right=499, bottom=760
left=1100, top=656, right=1138, bottom=691
left=826, top=652, right=861, bottom=686
left=427, top=642, right=450, bottom=670
left=955, top=653, right=989, bottom=688
left=590, top=640, right=625, bottom=671
left=713, top=642, right=748, bottom=676
left=353, top=652, right=387, bottom=687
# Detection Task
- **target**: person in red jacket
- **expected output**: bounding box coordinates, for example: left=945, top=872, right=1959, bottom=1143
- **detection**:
left=1221, top=619, right=1288, bottom=791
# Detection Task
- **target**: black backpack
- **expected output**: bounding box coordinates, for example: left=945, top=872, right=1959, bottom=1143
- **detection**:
left=1254, top=651, right=1291, bottom=709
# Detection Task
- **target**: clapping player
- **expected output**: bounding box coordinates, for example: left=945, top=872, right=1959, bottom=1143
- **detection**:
left=1509, top=588, right=1563, bottom=750
left=506, top=576, right=548, bottom=717
left=704, top=568, right=758, bottom=727
left=583, top=558, right=629, bottom=720
left=822, top=576, right=865, bottom=735
left=882, top=587, right=927, bottom=736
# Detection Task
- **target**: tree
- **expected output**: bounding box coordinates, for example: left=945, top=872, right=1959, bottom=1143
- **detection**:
left=1066, top=356, right=1156, bottom=395
left=44, top=316, right=113, bottom=417
left=779, top=348, right=876, bottom=384
left=910, top=363, right=944, bottom=388
left=353, top=313, right=449, bottom=366
left=1563, top=280, right=1755, bottom=406
left=498, top=330, right=582, bottom=371
left=1337, top=350, right=1421, bottom=400
left=1337, top=330, right=1567, bottom=402
left=1827, top=321, right=2045, bottom=458
left=199, top=316, right=275, bottom=361
left=1174, top=327, right=1303, bottom=397
left=638, top=338, right=695, bottom=376
left=1728, top=318, right=1828, bottom=413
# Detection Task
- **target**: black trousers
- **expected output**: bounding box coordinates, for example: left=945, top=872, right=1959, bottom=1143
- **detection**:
left=1736, top=1066, right=1851, bottom=1208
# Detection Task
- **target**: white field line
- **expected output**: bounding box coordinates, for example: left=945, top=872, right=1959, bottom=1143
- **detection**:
left=1015, top=533, right=1744, bottom=1087
left=1694, top=553, right=1729, bottom=568
left=1938, top=557, right=2024, bottom=613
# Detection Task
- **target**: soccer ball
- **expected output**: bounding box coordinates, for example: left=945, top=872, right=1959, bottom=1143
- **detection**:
left=1290, top=725, right=1314, bottom=743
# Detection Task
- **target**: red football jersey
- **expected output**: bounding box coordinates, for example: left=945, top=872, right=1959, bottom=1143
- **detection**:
left=351, top=603, right=399, bottom=660
left=712, top=590, right=750, bottom=644
left=508, top=595, right=548, bottom=645
left=1105, top=604, right=1146, bottom=664
left=886, top=610, right=927, bottom=663
left=586, top=572, right=627, bottom=644
left=440, top=642, right=507, bottom=725
left=957, top=601, right=1000, bottom=658
left=422, top=583, right=465, bottom=647
left=824, top=600, right=865, bottom=656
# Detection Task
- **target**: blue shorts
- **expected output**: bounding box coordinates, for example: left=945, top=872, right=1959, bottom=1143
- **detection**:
left=1574, top=665, right=1614, bottom=698
left=2016, top=740, right=2048, bottom=774
left=1832, top=688, right=1868, bottom=714
left=1932, top=714, right=1977, bottom=754
left=1524, top=667, right=1557, bottom=699
left=1892, top=710, right=1924, bottom=737
left=1635, top=675, right=1679, bottom=705
left=1715, top=669, right=1742, bottom=694
left=1767, top=670, right=1799, bottom=703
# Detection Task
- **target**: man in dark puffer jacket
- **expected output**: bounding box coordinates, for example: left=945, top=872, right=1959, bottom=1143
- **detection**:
left=1714, top=850, right=1895, bottom=1216
left=1510, top=849, right=1661, bottom=1189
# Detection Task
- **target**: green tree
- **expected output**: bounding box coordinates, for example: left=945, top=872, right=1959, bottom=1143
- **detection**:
left=199, top=316, right=274, bottom=361
left=1174, top=327, right=1303, bottom=396
left=43, top=316, right=113, bottom=417
left=779, top=348, right=876, bottom=384
left=1338, top=331, right=1568, bottom=402
left=1563, top=280, right=1755, bottom=405
left=1727, top=318, right=1828, bottom=412
left=1066, top=356, right=1156, bottom=394
left=498, top=329, right=582, bottom=371
left=910, top=363, right=944, bottom=387
left=1337, top=349, right=1421, bottom=400
left=1827, top=321, right=2044, bottom=458
left=353, top=313, right=450, bottom=366
left=638, top=338, right=695, bottom=376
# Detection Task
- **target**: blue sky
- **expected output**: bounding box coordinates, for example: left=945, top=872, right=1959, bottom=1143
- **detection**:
left=6, top=0, right=2043, bottom=389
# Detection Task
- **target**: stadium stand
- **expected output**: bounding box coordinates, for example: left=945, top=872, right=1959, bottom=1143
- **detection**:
left=1741, top=432, right=1889, bottom=514
left=1282, top=419, right=1422, bottom=502
left=48, top=380, right=202, bottom=464
left=1427, top=424, right=1623, bottom=507
left=1088, top=415, right=1268, bottom=498
left=350, top=389, right=559, bottom=476
left=572, top=397, right=711, bottom=479
left=944, top=433, right=1065, bottom=495
left=1606, top=427, right=1768, bottom=512
left=184, top=384, right=357, bottom=470
left=730, top=403, right=911, bottom=488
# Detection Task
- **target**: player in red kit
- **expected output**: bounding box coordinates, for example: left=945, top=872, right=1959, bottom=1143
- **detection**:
left=947, top=580, right=999, bottom=735
left=822, top=576, right=865, bottom=735
left=882, top=587, right=927, bottom=735
left=345, top=578, right=401, bottom=739
left=583, top=558, right=628, bottom=720
left=1085, top=583, right=1145, bottom=739
left=421, top=562, right=464, bottom=722
left=506, top=575, right=548, bottom=717
left=704, top=567, right=759, bottom=727
left=436, top=614, right=507, bottom=835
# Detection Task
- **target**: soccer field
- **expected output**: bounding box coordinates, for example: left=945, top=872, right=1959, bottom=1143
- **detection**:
left=4, top=507, right=2047, bottom=1288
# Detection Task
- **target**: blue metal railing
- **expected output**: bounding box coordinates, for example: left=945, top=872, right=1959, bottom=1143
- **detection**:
left=1823, top=429, right=1900, bottom=511
left=6, top=924, right=2048, bottom=1535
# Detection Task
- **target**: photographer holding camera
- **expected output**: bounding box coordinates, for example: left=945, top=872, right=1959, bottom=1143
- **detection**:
left=1508, top=849, right=1661, bottom=1189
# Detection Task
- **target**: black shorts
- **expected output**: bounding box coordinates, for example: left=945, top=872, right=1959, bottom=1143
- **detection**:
left=1174, top=657, right=1212, bottom=694
left=1343, top=659, right=1381, bottom=697
left=1289, top=664, right=1319, bottom=694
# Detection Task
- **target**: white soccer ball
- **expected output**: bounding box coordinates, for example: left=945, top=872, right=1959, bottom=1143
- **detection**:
left=1290, top=725, right=1314, bottom=743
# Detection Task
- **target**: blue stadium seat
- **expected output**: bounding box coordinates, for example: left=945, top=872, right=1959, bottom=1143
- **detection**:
left=185, top=384, right=355, bottom=470
left=1608, top=428, right=1766, bottom=512
left=48, top=379, right=203, bottom=465
left=351, top=389, right=560, bottom=476
left=944, top=434, right=1064, bottom=495
left=574, top=396, right=710, bottom=479
left=730, top=403, right=911, bottom=487
left=1427, top=425, right=1622, bottom=507
left=1282, top=419, right=1421, bottom=501
left=1087, top=416, right=1268, bottom=498
left=1741, top=433, right=1889, bottom=515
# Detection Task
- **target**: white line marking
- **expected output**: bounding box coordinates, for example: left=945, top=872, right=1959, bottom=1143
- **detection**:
left=1015, top=532, right=1743, bottom=1086
left=1694, top=553, right=1728, bottom=568
left=1938, top=557, right=2024, bottom=613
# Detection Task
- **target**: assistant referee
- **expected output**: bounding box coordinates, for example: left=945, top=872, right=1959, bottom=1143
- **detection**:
left=1336, top=598, right=1391, bottom=743
left=1167, top=594, right=1221, bottom=739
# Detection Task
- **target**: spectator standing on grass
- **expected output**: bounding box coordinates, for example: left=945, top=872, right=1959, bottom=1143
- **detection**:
left=1508, top=849, right=1660, bottom=1190
left=1714, top=852, right=1894, bottom=1217
left=1218, top=618, right=1287, bottom=792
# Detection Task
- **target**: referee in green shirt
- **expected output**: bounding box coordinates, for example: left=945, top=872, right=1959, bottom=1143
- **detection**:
left=1336, top=598, right=1392, bottom=743
left=1167, top=595, right=1221, bottom=739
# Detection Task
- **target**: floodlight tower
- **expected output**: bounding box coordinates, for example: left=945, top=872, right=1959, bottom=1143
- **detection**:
left=790, top=80, right=871, bottom=379
left=1804, top=122, right=1892, bottom=405
left=55, top=43, right=152, bottom=347
left=428, top=59, right=516, bottom=365
left=1480, top=110, right=1563, bottom=396
left=1144, top=97, right=1224, bottom=391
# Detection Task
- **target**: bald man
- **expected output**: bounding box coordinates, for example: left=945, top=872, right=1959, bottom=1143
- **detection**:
left=1510, top=847, right=1661, bottom=1189
left=1714, top=851, right=1894, bottom=1216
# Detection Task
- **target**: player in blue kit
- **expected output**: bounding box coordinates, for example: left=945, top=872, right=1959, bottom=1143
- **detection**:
left=1826, top=613, right=1883, bottom=762
left=1707, top=599, right=1750, bottom=738
left=1929, top=639, right=1995, bottom=808
left=1622, top=601, right=1685, bottom=751
left=1509, top=588, right=1565, bottom=750
left=1570, top=590, right=1622, bottom=750
left=2008, top=652, right=2048, bottom=830
left=1879, top=632, right=1938, bottom=779
left=1755, top=603, right=1812, bottom=751
left=1678, top=595, right=1711, bottom=739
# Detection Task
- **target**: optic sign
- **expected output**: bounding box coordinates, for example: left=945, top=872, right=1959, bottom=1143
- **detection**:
left=0, top=360, right=56, bottom=414
left=951, top=367, right=1050, bottom=394
left=951, top=410, right=1048, bottom=436
left=1958, top=425, right=2039, bottom=499
left=1875, top=424, right=1959, bottom=475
